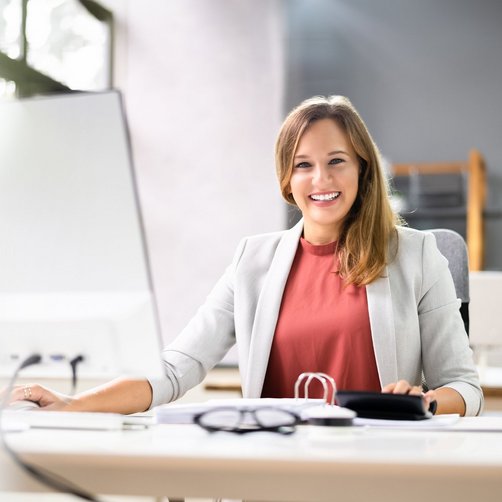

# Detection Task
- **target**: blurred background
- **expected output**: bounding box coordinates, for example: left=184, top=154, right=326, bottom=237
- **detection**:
left=1, top=0, right=502, bottom=357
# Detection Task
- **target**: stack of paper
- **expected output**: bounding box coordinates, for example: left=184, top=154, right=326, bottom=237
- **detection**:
left=154, top=398, right=326, bottom=424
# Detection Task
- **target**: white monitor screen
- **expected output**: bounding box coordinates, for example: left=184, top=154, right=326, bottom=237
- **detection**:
left=0, top=91, right=164, bottom=379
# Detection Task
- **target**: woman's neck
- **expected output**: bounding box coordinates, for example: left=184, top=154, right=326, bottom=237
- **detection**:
left=302, top=224, right=340, bottom=246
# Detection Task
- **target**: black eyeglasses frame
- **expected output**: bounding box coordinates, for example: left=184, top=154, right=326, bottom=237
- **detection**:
left=193, top=406, right=301, bottom=435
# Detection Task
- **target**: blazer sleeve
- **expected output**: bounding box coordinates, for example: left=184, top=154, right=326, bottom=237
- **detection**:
left=418, top=232, right=483, bottom=416
left=147, top=239, right=246, bottom=408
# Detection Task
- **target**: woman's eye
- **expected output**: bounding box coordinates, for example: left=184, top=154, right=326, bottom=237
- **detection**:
left=328, top=158, right=343, bottom=165
left=295, top=161, right=311, bottom=169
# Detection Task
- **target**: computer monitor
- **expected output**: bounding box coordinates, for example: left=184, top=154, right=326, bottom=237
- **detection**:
left=0, top=91, right=164, bottom=380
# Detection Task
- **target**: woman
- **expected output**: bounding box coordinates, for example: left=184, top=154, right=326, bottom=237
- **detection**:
left=10, top=96, right=482, bottom=416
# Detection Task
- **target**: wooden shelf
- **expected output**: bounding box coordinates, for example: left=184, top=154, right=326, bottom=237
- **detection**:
left=393, top=149, right=486, bottom=271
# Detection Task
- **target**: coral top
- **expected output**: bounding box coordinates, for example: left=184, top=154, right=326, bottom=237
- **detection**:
left=261, top=237, right=381, bottom=399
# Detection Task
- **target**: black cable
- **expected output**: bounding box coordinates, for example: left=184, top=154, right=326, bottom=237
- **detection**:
left=18, top=354, right=42, bottom=371
left=0, top=353, right=105, bottom=501
left=0, top=353, right=41, bottom=413
left=69, top=355, right=85, bottom=395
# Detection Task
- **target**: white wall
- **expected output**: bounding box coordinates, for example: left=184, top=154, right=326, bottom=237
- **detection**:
left=285, top=0, right=502, bottom=270
left=103, top=1, right=286, bottom=356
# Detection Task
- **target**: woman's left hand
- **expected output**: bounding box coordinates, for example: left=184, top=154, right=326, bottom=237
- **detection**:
left=382, top=379, right=437, bottom=413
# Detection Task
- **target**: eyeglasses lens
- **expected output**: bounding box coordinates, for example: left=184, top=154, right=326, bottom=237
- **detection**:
left=198, top=409, right=241, bottom=429
left=254, top=408, right=297, bottom=427
left=196, top=407, right=298, bottom=433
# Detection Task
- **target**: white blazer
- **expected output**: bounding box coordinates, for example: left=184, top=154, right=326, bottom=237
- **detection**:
left=150, top=220, right=483, bottom=416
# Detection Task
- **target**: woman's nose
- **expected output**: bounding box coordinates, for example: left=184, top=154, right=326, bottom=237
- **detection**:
left=313, top=165, right=332, bottom=185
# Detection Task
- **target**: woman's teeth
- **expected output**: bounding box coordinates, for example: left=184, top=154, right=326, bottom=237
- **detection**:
left=310, top=192, right=340, bottom=201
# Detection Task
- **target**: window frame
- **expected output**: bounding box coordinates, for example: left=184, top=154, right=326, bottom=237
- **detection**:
left=0, top=0, right=113, bottom=97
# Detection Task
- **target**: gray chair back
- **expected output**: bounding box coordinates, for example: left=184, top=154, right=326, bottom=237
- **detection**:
left=429, top=228, right=470, bottom=334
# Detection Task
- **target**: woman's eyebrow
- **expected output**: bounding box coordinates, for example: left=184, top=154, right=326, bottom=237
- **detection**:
left=294, top=149, right=349, bottom=159
left=327, top=150, right=349, bottom=156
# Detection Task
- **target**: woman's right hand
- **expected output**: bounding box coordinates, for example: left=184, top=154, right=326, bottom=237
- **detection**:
left=7, top=383, right=75, bottom=411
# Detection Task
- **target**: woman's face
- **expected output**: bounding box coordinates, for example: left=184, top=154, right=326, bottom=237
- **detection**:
left=289, top=118, right=360, bottom=244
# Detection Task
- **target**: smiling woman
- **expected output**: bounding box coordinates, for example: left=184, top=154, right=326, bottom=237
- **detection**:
left=289, top=118, right=360, bottom=245
left=276, top=96, right=397, bottom=286
left=7, top=95, right=483, bottom=419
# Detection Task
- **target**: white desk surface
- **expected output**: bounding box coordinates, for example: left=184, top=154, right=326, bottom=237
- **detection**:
left=2, top=419, right=502, bottom=502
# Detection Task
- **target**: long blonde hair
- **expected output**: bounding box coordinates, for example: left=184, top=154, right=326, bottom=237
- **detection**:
left=275, top=95, right=400, bottom=286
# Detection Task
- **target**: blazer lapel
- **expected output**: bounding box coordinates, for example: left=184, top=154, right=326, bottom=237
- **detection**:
left=366, top=267, right=398, bottom=387
left=244, top=220, right=303, bottom=397
left=244, top=220, right=399, bottom=395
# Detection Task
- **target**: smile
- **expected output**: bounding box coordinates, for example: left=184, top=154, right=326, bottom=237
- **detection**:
left=309, top=192, right=340, bottom=201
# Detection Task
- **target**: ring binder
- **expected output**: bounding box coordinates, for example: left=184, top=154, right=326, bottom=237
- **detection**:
left=294, top=372, right=355, bottom=426
left=294, top=372, right=337, bottom=405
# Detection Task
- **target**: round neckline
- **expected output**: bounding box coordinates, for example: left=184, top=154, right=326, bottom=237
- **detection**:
left=300, top=236, right=338, bottom=256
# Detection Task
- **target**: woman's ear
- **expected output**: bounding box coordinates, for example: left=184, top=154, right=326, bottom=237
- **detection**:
left=285, top=189, right=295, bottom=204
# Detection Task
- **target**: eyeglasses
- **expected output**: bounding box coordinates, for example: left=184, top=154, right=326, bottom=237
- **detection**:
left=193, top=406, right=301, bottom=435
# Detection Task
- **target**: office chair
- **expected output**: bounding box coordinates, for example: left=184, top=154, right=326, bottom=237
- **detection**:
left=420, top=228, right=470, bottom=394
left=429, top=228, right=470, bottom=335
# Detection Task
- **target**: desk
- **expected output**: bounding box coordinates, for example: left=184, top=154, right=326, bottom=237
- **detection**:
left=1, top=421, right=502, bottom=502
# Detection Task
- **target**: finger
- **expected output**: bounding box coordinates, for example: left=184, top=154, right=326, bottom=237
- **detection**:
left=407, top=385, right=423, bottom=396
left=383, top=381, right=425, bottom=395
left=381, top=383, right=396, bottom=393
left=423, top=390, right=437, bottom=411
left=28, top=385, right=72, bottom=410
left=421, top=393, right=431, bottom=409
left=424, top=390, right=437, bottom=400
left=10, top=383, right=45, bottom=404
left=392, top=380, right=414, bottom=394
